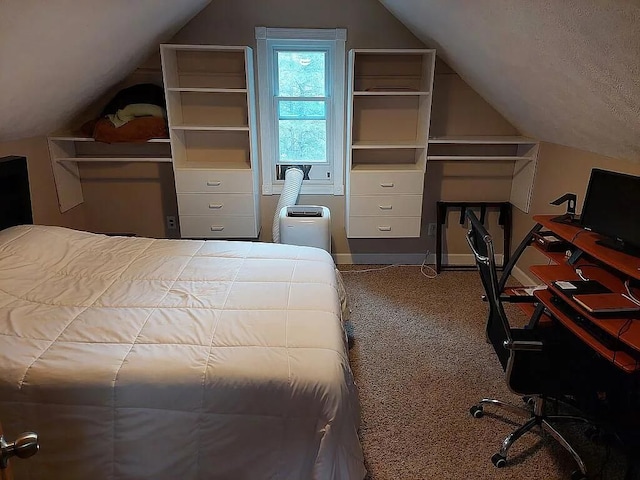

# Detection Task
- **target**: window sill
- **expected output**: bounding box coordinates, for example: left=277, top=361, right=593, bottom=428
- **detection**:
left=262, top=182, right=344, bottom=196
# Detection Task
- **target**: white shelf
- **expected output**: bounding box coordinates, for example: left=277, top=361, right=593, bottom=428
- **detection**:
left=428, top=136, right=537, bottom=144
left=166, top=87, right=247, bottom=94
left=352, top=141, right=425, bottom=149
left=47, top=133, right=173, bottom=212
left=425, top=135, right=540, bottom=213
left=49, top=135, right=170, bottom=143
left=427, top=155, right=534, bottom=162
left=57, top=157, right=172, bottom=163
left=170, top=125, right=250, bottom=132
left=353, top=91, right=430, bottom=96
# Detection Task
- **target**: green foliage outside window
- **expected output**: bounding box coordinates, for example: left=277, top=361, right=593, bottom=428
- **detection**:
left=276, top=51, right=328, bottom=163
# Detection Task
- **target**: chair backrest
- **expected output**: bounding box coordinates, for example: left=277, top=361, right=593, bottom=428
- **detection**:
left=465, top=210, right=513, bottom=371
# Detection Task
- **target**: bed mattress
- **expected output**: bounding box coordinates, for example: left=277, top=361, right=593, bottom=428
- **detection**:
left=0, top=225, right=364, bottom=479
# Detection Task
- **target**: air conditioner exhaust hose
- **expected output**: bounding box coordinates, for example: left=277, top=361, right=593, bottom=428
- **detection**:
left=272, top=167, right=304, bottom=243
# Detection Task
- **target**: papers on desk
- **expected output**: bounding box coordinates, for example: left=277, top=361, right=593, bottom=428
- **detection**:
left=511, top=285, right=547, bottom=296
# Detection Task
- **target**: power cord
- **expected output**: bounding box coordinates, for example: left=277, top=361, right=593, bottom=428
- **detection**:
left=624, top=279, right=640, bottom=306
left=340, top=250, right=438, bottom=279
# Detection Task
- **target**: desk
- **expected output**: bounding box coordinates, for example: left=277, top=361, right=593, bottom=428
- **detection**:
left=525, top=215, right=640, bottom=373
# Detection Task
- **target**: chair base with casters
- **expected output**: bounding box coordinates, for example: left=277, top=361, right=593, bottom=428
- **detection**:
left=470, top=395, right=592, bottom=480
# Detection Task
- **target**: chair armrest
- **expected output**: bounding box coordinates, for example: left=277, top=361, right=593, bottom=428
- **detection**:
left=503, top=339, right=544, bottom=351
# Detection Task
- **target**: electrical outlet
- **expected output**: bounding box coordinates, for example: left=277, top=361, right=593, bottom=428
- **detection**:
left=166, top=216, right=177, bottom=230
left=427, top=223, right=437, bottom=236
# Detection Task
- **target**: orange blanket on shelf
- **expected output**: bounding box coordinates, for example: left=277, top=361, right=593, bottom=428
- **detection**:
left=81, top=116, right=168, bottom=143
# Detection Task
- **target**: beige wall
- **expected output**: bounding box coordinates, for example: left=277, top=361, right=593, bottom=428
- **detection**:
left=512, top=142, right=640, bottom=282
left=79, top=163, right=178, bottom=238
left=169, top=0, right=518, bottom=259
left=0, top=136, right=86, bottom=229
left=68, top=0, right=521, bottom=259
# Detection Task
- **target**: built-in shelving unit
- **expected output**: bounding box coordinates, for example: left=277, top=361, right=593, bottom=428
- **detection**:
left=427, top=135, right=539, bottom=212
left=160, top=44, right=260, bottom=239
left=345, top=49, right=436, bottom=238
left=47, top=134, right=172, bottom=212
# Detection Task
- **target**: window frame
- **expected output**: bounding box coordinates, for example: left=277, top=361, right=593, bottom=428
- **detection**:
left=256, top=27, right=346, bottom=195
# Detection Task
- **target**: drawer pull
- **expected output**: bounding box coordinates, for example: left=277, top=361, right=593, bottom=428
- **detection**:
left=379, top=205, right=393, bottom=210
left=378, top=226, right=392, bottom=231
left=210, top=226, right=225, bottom=232
left=206, top=181, right=221, bottom=187
left=380, top=183, right=394, bottom=188
left=208, top=204, right=223, bottom=209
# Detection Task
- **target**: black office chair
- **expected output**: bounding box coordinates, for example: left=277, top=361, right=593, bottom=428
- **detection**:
left=465, top=210, right=597, bottom=480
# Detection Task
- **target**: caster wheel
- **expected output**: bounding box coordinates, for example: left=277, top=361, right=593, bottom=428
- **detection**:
left=470, top=405, right=484, bottom=418
left=491, top=453, right=507, bottom=468
left=570, top=470, right=587, bottom=480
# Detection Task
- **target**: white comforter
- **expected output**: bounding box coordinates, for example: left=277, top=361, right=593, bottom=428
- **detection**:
left=0, top=225, right=365, bottom=480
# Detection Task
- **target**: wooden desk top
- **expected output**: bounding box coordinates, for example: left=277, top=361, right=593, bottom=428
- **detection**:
left=534, top=215, right=640, bottom=281
left=529, top=216, right=640, bottom=371
left=531, top=264, right=640, bottom=355
left=534, top=289, right=640, bottom=373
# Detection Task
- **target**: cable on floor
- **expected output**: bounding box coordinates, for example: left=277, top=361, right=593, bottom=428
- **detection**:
left=340, top=251, right=438, bottom=279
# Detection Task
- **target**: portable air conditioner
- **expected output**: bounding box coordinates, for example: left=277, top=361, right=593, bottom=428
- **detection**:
left=279, top=205, right=331, bottom=253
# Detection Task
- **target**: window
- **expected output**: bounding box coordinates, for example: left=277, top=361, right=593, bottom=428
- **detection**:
left=256, top=27, right=346, bottom=195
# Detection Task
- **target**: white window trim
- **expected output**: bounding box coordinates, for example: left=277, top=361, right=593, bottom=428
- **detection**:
left=256, top=27, right=346, bottom=195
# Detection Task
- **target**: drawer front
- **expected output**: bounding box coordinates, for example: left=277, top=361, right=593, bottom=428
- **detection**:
left=348, top=216, right=421, bottom=238
left=177, top=193, right=255, bottom=216
left=175, top=170, right=253, bottom=193
left=350, top=171, right=424, bottom=195
left=180, top=215, right=258, bottom=239
left=349, top=194, right=422, bottom=217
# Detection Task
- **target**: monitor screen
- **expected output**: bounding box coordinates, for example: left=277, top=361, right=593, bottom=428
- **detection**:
left=580, top=168, right=640, bottom=254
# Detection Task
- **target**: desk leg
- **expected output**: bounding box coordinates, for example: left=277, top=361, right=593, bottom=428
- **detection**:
left=498, top=222, right=543, bottom=292
left=527, top=302, right=547, bottom=329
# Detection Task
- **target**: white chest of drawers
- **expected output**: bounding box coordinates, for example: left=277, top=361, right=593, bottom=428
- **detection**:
left=162, top=44, right=261, bottom=239
left=344, top=49, right=435, bottom=238
left=347, top=169, right=424, bottom=237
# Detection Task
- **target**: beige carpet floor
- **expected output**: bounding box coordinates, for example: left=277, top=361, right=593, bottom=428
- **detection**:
left=340, top=266, right=630, bottom=480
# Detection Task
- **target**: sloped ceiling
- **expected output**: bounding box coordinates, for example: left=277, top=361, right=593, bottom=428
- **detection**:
left=379, top=0, right=640, bottom=162
left=0, top=0, right=210, bottom=142
left=2, top=0, right=638, bottom=163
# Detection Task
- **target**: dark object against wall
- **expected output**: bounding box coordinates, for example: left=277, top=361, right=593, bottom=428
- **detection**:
left=0, top=156, right=33, bottom=230
left=100, top=83, right=166, bottom=116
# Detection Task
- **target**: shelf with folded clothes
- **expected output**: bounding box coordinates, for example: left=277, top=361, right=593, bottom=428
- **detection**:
left=47, top=82, right=173, bottom=212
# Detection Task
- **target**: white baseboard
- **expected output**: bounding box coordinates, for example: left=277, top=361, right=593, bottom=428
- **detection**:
left=511, top=266, right=539, bottom=286
left=334, top=253, right=504, bottom=266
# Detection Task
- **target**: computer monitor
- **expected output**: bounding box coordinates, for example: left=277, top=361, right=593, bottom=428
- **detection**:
left=580, top=168, right=640, bottom=256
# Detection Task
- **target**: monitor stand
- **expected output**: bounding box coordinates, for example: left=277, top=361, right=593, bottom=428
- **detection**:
left=595, top=237, right=640, bottom=258
left=551, top=213, right=581, bottom=226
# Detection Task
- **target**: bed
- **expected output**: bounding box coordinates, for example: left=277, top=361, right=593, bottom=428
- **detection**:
left=0, top=222, right=365, bottom=479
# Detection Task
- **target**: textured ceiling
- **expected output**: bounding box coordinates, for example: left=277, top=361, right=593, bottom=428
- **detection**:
left=2, top=0, right=638, bottom=162
left=0, top=0, right=210, bottom=141
left=379, top=0, right=640, bottom=162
